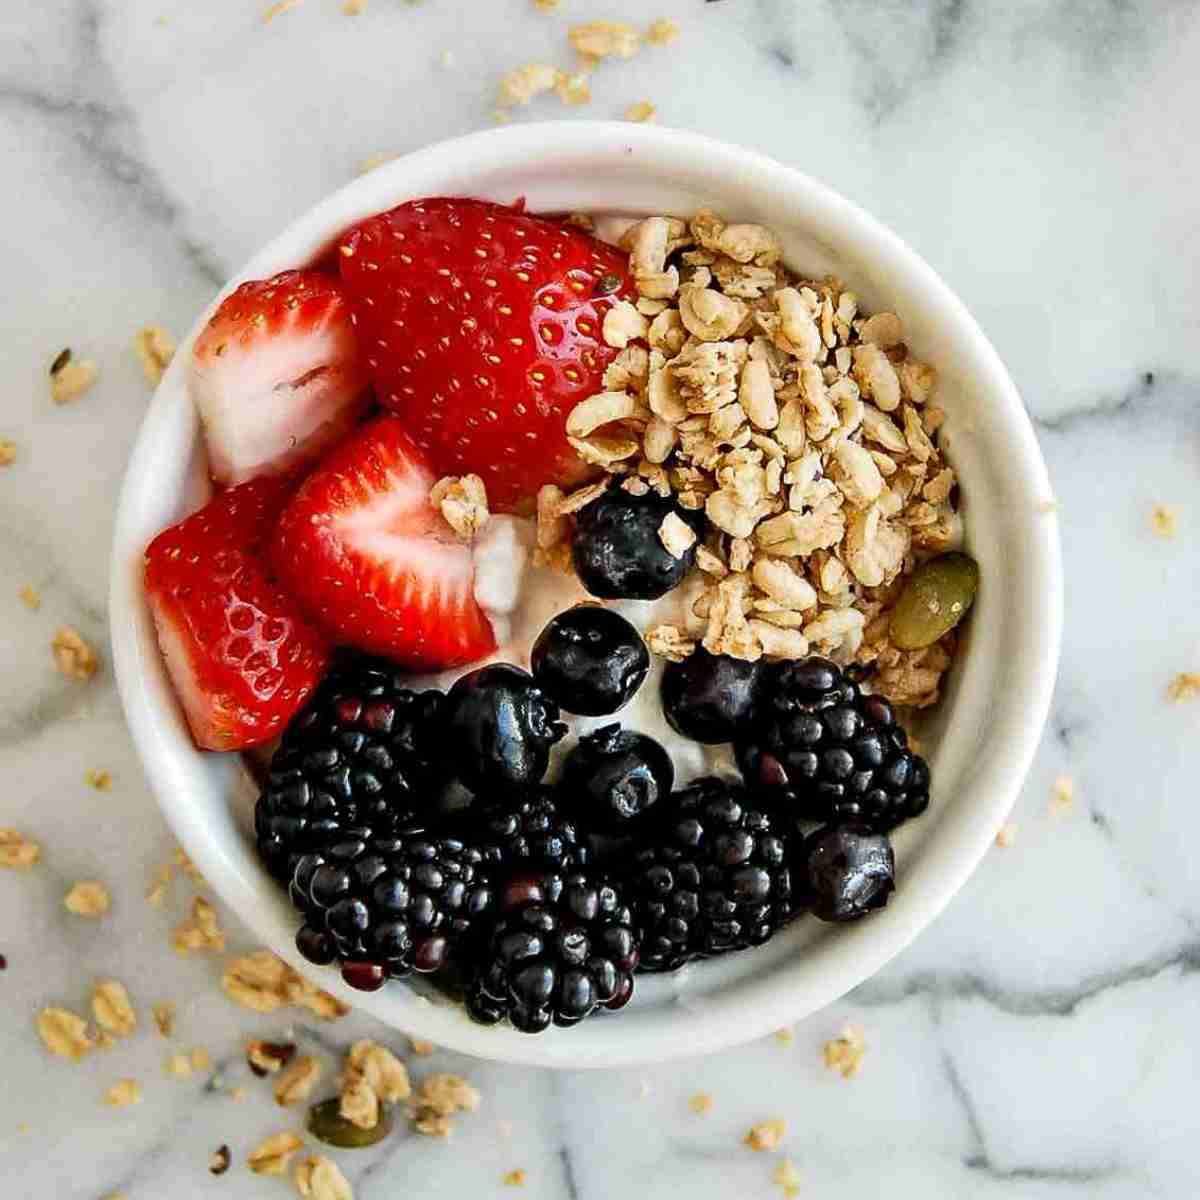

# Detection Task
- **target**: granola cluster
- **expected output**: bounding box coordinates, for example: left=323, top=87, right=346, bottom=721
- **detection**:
left=553, top=209, right=963, bottom=709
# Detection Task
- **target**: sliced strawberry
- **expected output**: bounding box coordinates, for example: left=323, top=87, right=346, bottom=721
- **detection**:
left=270, top=414, right=497, bottom=669
left=337, top=198, right=636, bottom=514
left=145, top=475, right=330, bottom=750
left=191, top=269, right=371, bottom=486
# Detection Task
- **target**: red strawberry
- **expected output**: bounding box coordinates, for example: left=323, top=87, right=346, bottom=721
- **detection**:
left=337, top=198, right=636, bottom=514
left=145, top=475, right=330, bottom=751
left=191, top=269, right=371, bottom=486
left=270, top=414, right=497, bottom=669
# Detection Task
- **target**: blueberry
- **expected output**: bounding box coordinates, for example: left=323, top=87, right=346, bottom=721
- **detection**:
left=531, top=605, right=650, bottom=716
left=442, top=664, right=567, bottom=791
left=661, top=649, right=766, bottom=744
left=559, top=724, right=674, bottom=832
left=571, top=485, right=703, bottom=600
left=798, top=824, right=895, bottom=922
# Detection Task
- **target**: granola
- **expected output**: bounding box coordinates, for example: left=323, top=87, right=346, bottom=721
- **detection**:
left=103, top=1079, right=141, bottom=1108
left=49, top=350, right=99, bottom=404
left=248, top=1131, right=305, bottom=1175
left=0, top=828, right=41, bottom=869
left=743, top=1118, right=787, bottom=1151
left=222, top=950, right=349, bottom=1019
left=36, top=1007, right=94, bottom=1061
left=92, top=981, right=137, bottom=1037
left=133, top=326, right=176, bottom=387
left=822, top=1023, right=866, bottom=1079
left=51, top=626, right=98, bottom=680
left=65, top=880, right=111, bottom=917
left=295, top=1156, right=354, bottom=1200
left=171, top=896, right=225, bottom=953
left=408, top=1073, right=481, bottom=1138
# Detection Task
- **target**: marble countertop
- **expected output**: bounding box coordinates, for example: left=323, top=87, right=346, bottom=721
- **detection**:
left=4, top=1, right=1199, bottom=1196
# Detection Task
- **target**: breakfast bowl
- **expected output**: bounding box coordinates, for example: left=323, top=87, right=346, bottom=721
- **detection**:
left=109, top=121, right=1062, bottom=1068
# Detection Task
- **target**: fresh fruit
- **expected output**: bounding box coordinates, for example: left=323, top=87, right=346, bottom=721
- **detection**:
left=441, top=664, right=566, bottom=791
left=798, top=825, right=895, bottom=921
left=469, top=790, right=589, bottom=875
left=530, top=605, right=649, bottom=716
left=629, top=777, right=796, bottom=972
left=558, top=725, right=674, bottom=833
left=337, top=197, right=636, bottom=513
left=736, top=657, right=931, bottom=832
left=465, top=869, right=639, bottom=1032
left=191, top=270, right=371, bottom=486
left=253, top=656, right=451, bottom=882
left=889, top=552, right=979, bottom=650
left=572, top=485, right=703, bottom=600
left=661, top=649, right=765, bottom=744
left=290, top=829, right=495, bottom=984
left=144, top=475, right=330, bottom=751
left=307, top=1098, right=394, bottom=1148
left=270, top=414, right=497, bottom=669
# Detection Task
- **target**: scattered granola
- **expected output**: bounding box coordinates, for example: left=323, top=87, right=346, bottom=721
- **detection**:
left=773, top=1158, right=803, bottom=1198
left=342, top=0, right=367, bottom=12
left=85, top=768, right=113, bottom=791
left=822, top=1024, right=866, bottom=1079
left=647, top=18, right=680, bottom=45
left=209, top=1145, right=231, bottom=1176
left=49, top=350, right=99, bottom=404
left=172, top=896, right=225, bottom=954
left=408, top=1073, right=481, bottom=1138
left=18, top=584, right=40, bottom=609
left=103, top=1079, right=141, bottom=1108
left=503, top=1169, right=528, bottom=1187
left=36, top=1006, right=94, bottom=1061
left=409, top=1038, right=435, bottom=1057
left=65, top=880, right=111, bottom=917
left=1151, top=504, right=1178, bottom=538
left=497, top=63, right=561, bottom=108
left=340, top=1040, right=410, bottom=1128
left=145, top=863, right=172, bottom=907
left=263, top=0, right=302, bottom=23
left=688, top=1092, right=714, bottom=1115
left=92, top=981, right=137, bottom=1037
left=0, top=439, right=15, bottom=466
left=0, top=828, right=41, bottom=869
left=1168, top=673, right=1200, bottom=703
left=569, top=21, right=641, bottom=60
left=152, top=1002, right=175, bottom=1037
left=744, top=1118, right=787, bottom=1152
left=222, top=950, right=349, bottom=1019
left=431, top=474, right=490, bottom=541
left=51, top=626, right=98, bottom=680
left=174, top=843, right=205, bottom=883
left=276, top=1056, right=323, bottom=1107
left=995, top=821, right=1019, bottom=848
left=295, top=1155, right=353, bottom=1200
left=624, top=100, right=657, bottom=123
left=165, top=1052, right=193, bottom=1079
left=773, top=1026, right=795, bottom=1046
left=1049, top=775, right=1075, bottom=816
left=248, top=1131, right=305, bottom=1175
left=249, top=1040, right=298, bottom=1076
left=133, top=326, right=176, bottom=387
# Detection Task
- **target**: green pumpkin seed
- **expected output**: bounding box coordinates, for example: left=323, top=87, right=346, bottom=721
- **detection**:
left=306, top=1098, right=393, bottom=1149
left=889, top=552, right=979, bottom=650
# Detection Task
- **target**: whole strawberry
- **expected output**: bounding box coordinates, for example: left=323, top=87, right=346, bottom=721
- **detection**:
left=337, top=198, right=636, bottom=513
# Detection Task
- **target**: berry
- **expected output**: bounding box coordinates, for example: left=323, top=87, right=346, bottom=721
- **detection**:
left=337, top=198, right=636, bottom=513
left=254, top=656, right=451, bottom=882
left=572, top=485, right=703, bottom=600
left=465, top=870, right=638, bottom=1032
left=192, top=270, right=370, bottom=486
left=143, top=475, right=329, bottom=750
left=798, top=825, right=895, bottom=921
left=291, top=829, right=495, bottom=984
left=661, top=649, right=765, bottom=744
left=558, top=725, right=674, bottom=833
left=736, top=658, right=931, bottom=832
left=468, top=790, right=589, bottom=875
left=629, top=777, right=796, bottom=971
left=442, top=664, right=567, bottom=791
left=530, top=605, right=649, bottom=716
left=271, top=414, right=497, bottom=669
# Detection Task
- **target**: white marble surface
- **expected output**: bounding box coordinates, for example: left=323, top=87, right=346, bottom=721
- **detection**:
left=3, top=0, right=1199, bottom=1196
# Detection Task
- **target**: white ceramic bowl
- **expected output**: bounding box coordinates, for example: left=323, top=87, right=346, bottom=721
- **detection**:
left=110, top=122, right=1062, bottom=1068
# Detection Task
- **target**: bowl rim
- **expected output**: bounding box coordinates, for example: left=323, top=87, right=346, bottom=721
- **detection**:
left=110, top=120, right=1062, bottom=1068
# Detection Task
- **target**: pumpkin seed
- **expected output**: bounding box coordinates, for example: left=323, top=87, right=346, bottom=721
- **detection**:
left=889, top=552, right=978, bottom=650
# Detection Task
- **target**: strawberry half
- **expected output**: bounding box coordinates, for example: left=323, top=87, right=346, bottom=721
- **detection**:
left=144, top=475, right=330, bottom=751
left=337, top=198, right=636, bottom=514
left=270, top=414, right=497, bottom=669
left=191, top=269, right=371, bottom=486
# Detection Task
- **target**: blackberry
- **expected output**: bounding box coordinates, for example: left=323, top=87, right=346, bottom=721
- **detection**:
left=291, top=829, right=495, bottom=987
left=255, top=657, right=449, bottom=882
left=798, top=824, right=895, bottom=921
left=465, top=870, right=639, bottom=1033
left=468, top=789, right=590, bottom=875
left=736, top=657, right=930, bottom=833
left=629, top=777, right=796, bottom=972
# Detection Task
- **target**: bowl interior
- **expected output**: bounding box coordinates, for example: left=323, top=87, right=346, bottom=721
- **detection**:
left=110, top=123, right=1061, bottom=1068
